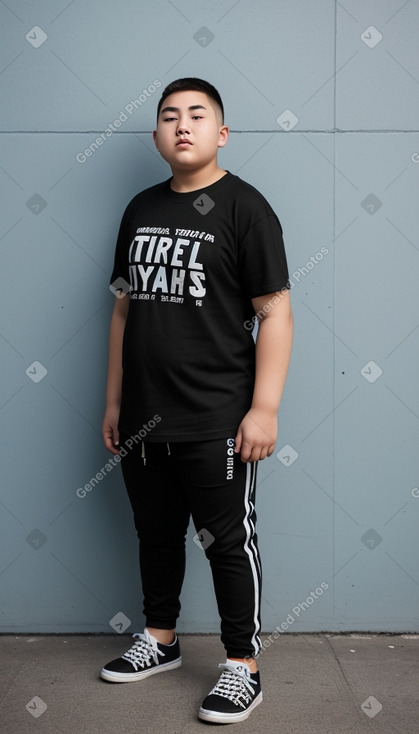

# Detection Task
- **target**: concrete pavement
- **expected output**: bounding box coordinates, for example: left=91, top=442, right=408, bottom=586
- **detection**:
left=1, top=633, right=418, bottom=733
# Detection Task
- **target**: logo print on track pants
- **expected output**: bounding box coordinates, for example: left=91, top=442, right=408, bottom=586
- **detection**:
left=226, top=438, right=235, bottom=480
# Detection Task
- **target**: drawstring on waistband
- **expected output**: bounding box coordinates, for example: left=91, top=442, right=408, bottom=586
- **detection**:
left=141, top=441, right=171, bottom=464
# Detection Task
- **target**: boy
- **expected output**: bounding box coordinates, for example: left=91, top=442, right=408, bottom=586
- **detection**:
left=101, top=78, right=293, bottom=724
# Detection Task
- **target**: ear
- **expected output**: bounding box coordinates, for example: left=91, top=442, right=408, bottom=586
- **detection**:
left=217, top=124, right=229, bottom=149
left=152, top=129, right=159, bottom=151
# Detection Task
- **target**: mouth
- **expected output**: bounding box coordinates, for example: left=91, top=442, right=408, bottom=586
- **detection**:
left=176, top=139, right=192, bottom=147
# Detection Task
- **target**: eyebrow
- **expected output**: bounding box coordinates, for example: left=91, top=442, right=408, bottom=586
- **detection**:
left=160, top=104, right=207, bottom=115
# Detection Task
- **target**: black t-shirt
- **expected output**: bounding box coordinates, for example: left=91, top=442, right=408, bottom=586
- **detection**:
left=110, top=171, right=290, bottom=441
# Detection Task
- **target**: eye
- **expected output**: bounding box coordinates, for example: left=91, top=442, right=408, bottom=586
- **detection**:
left=192, top=115, right=203, bottom=120
left=163, top=117, right=177, bottom=122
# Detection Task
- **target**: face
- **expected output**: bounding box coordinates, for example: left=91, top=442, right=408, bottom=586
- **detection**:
left=153, top=90, right=228, bottom=171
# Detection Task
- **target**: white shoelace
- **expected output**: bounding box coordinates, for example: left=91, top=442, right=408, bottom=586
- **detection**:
left=208, top=663, right=257, bottom=709
left=121, top=630, right=165, bottom=671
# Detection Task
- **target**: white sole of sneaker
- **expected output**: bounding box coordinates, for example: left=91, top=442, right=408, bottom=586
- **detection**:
left=100, top=657, right=182, bottom=683
left=198, top=691, right=263, bottom=723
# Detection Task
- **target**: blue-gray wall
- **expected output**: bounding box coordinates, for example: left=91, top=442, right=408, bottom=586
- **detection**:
left=1, top=0, right=418, bottom=634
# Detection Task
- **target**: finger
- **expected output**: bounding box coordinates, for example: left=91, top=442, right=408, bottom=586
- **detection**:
left=113, top=426, right=120, bottom=447
left=108, top=441, right=121, bottom=455
left=104, top=437, right=119, bottom=455
left=240, top=441, right=253, bottom=463
left=104, top=436, right=116, bottom=453
left=103, top=427, right=120, bottom=455
left=234, top=428, right=242, bottom=454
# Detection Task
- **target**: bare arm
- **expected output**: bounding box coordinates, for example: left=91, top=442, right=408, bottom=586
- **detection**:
left=235, top=289, right=293, bottom=462
left=102, top=295, right=129, bottom=454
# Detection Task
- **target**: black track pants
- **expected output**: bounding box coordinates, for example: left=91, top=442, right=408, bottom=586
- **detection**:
left=120, top=436, right=262, bottom=659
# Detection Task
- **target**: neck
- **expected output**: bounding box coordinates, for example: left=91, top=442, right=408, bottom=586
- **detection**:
left=170, top=164, right=227, bottom=192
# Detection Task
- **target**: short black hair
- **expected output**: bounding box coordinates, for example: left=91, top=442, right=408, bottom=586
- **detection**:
left=156, top=78, right=224, bottom=123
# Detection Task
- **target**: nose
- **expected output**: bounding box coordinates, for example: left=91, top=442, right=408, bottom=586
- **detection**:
left=176, top=118, right=190, bottom=135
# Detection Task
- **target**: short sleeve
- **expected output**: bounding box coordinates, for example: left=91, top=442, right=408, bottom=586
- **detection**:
left=109, top=197, right=138, bottom=287
left=238, top=213, right=290, bottom=298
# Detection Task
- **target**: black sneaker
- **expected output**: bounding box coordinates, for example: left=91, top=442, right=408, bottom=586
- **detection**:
left=100, top=628, right=181, bottom=682
left=198, top=660, right=263, bottom=724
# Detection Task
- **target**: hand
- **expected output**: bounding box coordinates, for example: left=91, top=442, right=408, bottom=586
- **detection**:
left=102, top=405, right=121, bottom=455
left=234, top=408, right=278, bottom=463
